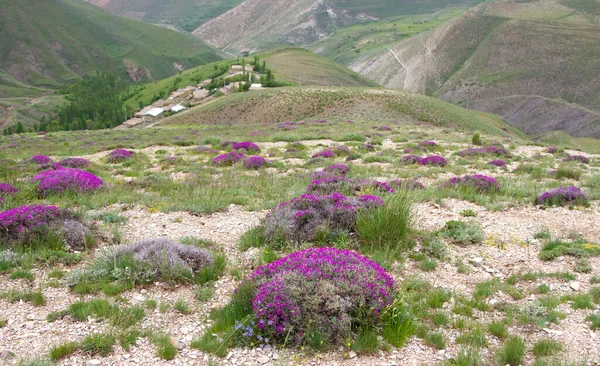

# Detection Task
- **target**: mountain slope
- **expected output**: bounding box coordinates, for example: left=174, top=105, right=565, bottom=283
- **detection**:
left=192, top=0, right=483, bottom=54
left=343, top=1, right=600, bottom=137
left=0, top=0, right=223, bottom=89
left=87, top=0, right=245, bottom=32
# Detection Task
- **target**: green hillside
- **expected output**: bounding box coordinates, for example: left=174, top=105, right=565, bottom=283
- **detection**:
left=88, top=0, right=245, bottom=32
left=0, top=0, right=223, bottom=89
left=257, top=48, right=379, bottom=87
left=159, top=87, right=525, bottom=138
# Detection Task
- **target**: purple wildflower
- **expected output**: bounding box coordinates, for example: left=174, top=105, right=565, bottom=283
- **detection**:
left=56, top=158, right=91, bottom=169
left=418, top=156, right=447, bottom=167
left=311, top=149, right=336, bottom=159
left=232, top=142, right=261, bottom=153
left=488, top=159, right=507, bottom=167
left=420, top=140, right=437, bottom=147
left=535, top=186, right=588, bottom=206
left=0, top=183, right=18, bottom=196
left=564, top=155, right=590, bottom=164
left=323, top=164, right=349, bottom=176
left=32, top=168, right=103, bottom=195
left=400, top=154, right=422, bottom=165
left=30, top=155, right=52, bottom=165
left=250, top=247, right=394, bottom=342
left=244, top=156, right=269, bottom=169
left=441, top=174, right=500, bottom=193
left=547, top=147, right=558, bottom=154
left=213, top=152, right=245, bottom=166
left=107, top=149, right=132, bottom=163
left=457, top=145, right=508, bottom=157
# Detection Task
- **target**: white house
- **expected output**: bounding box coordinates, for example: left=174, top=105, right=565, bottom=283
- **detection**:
left=171, top=104, right=185, bottom=113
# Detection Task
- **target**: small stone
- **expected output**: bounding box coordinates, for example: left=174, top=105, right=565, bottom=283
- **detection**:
left=257, top=355, right=270, bottom=364
left=469, top=257, right=483, bottom=267
left=570, top=281, right=581, bottom=291
left=87, top=360, right=101, bottom=366
left=349, top=351, right=357, bottom=359
left=1, top=349, right=16, bottom=360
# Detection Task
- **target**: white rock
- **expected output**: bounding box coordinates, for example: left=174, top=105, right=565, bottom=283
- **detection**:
left=469, top=257, right=484, bottom=267
left=570, top=281, right=581, bottom=291
left=257, top=355, right=270, bottom=364
left=349, top=351, right=357, bottom=359
left=86, top=360, right=101, bottom=366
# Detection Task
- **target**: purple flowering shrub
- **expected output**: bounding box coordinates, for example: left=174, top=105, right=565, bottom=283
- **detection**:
left=457, top=145, right=508, bottom=157
left=30, top=155, right=52, bottom=165
left=547, top=147, right=558, bottom=154
left=488, top=159, right=507, bottom=167
left=56, top=158, right=91, bottom=169
left=263, top=193, right=384, bottom=243
left=442, top=174, right=500, bottom=193
left=0, top=204, right=90, bottom=250
left=387, top=179, right=425, bottom=190
left=564, top=155, right=590, bottom=164
left=32, top=168, right=103, bottom=196
left=244, top=156, right=270, bottom=169
left=418, top=155, right=447, bottom=167
left=400, top=154, right=422, bottom=165
left=420, top=140, right=437, bottom=147
left=107, top=149, right=132, bottom=163
left=324, top=164, right=349, bottom=176
left=249, top=247, right=394, bottom=343
left=311, top=149, right=336, bottom=159
left=306, top=176, right=394, bottom=196
left=233, top=142, right=261, bottom=153
left=0, top=183, right=18, bottom=197
left=213, top=152, right=245, bottom=166
left=535, top=186, right=589, bottom=207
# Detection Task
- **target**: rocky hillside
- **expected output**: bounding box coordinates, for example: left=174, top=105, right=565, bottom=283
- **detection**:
left=191, top=0, right=483, bottom=54
left=345, top=1, right=600, bottom=137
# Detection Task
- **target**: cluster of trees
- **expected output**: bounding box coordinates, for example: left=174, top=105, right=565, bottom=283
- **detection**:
left=52, top=72, right=129, bottom=131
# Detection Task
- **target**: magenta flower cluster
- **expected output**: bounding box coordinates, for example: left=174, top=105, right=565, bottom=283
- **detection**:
left=32, top=168, right=103, bottom=195
left=213, top=151, right=245, bottom=166
left=233, top=142, right=261, bottom=153
left=311, top=149, right=336, bottom=159
left=323, top=164, right=349, bottom=176
left=420, top=140, right=437, bottom=147
left=535, top=186, right=588, bottom=206
left=30, top=155, right=52, bottom=165
left=564, top=155, right=590, bottom=164
left=244, top=156, right=269, bottom=169
left=547, top=147, right=558, bottom=154
left=250, top=247, right=394, bottom=341
left=0, top=204, right=71, bottom=244
left=264, top=192, right=384, bottom=243
left=0, top=183, right=18, bottom=196
left=306, top=176, right=395, bottom=195
left=442, top=174, right=500, bottom=193
left=56, top=158, right=91, bottom=169
left=418, top=155, right=447, bottom=167
left=400, top=154, right=422, bottom=165
left=457, top=145, right=508, bottom=157
left=107, top=149, right=132, bottom=163
left=488, top=159, right=507, bottom=167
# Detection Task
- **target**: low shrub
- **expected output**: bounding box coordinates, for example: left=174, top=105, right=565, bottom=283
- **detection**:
left=0, top=183, right=18, bottom=196
left=232, top=142, right=260, bottom=153
left=418, top=156, right=447, bottom=167
left=250, top=248, right=394, bottom=344
left=106, top=149, right=132, bottom=163
left=263, top=192, right=384, bottom=244
left=535, top=186, right=588, bottom=207
left=30, top=155, right=52, bottom=165
left=547, top=147, right=558, bottom=154
left=306, top=176, right=394, bottom=196
left=457, top=145, right=508, bottom=157
left=539, top=240, right=600, bottom=260
left=496, top=336, right=525, bottom=366
left=488, top=159, right=506, bottom=167
left=32, top=168, right=103, bottom=195
left=56, top=158, right=90, bottom=169
left=554, top=167, right=582, bottom=180
left=441, top=174, right=500, bottom=193
left=311, top=149, right=336, bottom=159
left=213, top=152, right=245, bottom=166
left=400, top=154, right=422, bottom=165
left=0, top=204, right=91, bottom=251
left=564, top=155, right=589, bottom=164
left=80, top=333, right=116, bottom=357
left=66, top=238, right=222, bottom=290
left=323, top=164, right=349, bottom=176
left=439, top=221, right=484, bottom=245
left=243, top=156, right=269, bottom=170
